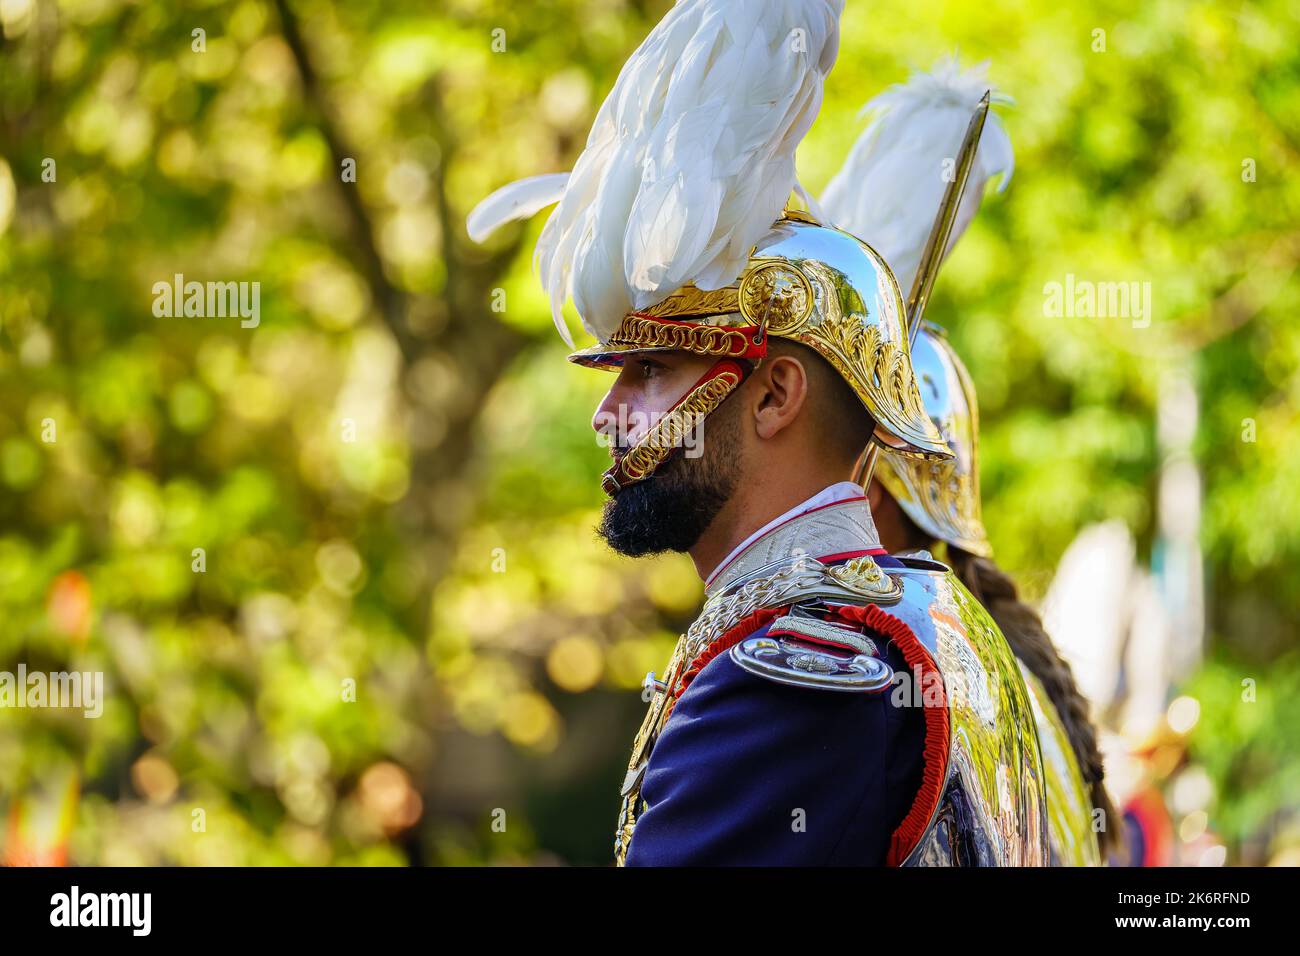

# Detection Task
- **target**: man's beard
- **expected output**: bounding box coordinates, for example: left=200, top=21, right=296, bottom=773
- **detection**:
left=597, top=399, right=742, bottom=557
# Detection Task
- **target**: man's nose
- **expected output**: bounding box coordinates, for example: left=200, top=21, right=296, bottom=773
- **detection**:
left=592, top=382, right=628, bottom=444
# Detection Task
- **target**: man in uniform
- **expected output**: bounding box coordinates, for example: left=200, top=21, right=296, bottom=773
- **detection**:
left=820, top=58, right=1119, bottom=864
left=469, top=0, right=1051, bottom=866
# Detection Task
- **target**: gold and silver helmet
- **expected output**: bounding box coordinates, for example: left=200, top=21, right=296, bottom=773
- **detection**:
left=876, top=322, right=991, bottom=556
left=567, top=212, right=949, bottom=460
left=467, top=0, right=948, bottom=495
left=820, top=57, right=1014, bottom=556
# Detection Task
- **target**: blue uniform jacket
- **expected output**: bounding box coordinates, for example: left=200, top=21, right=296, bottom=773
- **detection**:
left=624, top=615, right=926, bottom=866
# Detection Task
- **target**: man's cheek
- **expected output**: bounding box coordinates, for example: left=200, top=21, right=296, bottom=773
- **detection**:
left=614, top=404, right=658, bottom=447
left=616, top=406, right=648, bottom=445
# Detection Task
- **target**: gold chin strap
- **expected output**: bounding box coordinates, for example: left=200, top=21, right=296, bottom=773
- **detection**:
left=600, top=357, right=751, bottom=497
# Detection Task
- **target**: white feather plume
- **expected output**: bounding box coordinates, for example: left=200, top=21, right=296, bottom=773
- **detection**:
left=522, top=0, right=844, bottom=346
left=820, top=56, right=1014, bottom=296
left=466, top=173, right=570, bottom=244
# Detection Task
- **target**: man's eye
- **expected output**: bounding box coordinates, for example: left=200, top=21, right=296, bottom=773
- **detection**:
left=638, top=361, right=662, bottom=380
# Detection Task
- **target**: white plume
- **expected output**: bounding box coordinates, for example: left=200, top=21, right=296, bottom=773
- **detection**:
left=523, top=0, right=844, bottom=346
left=820, top=56, right=1013, bottom=296
left=466, top=173, right=570, bottom=243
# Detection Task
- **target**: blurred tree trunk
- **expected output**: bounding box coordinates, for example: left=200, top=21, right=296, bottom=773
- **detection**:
left=274, top=0, right=536, bottom=642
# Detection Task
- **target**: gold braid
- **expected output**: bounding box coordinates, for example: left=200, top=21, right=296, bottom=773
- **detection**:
left=601, top=366, right=744, bottom=496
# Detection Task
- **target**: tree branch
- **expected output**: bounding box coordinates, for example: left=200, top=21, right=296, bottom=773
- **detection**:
left=272, top=0, right=419, bottom=362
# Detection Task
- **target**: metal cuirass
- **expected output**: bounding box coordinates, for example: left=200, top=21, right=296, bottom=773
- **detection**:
left=882, top=560, right=1051, bottom=865
left=615, top=499, right=1053, bottom=866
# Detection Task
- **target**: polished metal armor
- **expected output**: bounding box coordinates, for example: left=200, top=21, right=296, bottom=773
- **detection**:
left=885, top=559, right=1049, bottom=865
left=616, top=500, right=1050, bottom=866
left=876, top=332, right=1103, bottom=864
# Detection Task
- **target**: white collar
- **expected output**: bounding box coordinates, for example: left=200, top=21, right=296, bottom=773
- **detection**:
left=704, top=481, right=867, bottom=589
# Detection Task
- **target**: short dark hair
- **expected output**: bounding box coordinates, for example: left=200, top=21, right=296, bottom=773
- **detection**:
left=768, top=339, right=874, bottom=466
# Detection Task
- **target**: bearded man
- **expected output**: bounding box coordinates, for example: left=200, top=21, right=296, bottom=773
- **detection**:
left=469, top=0, right=1052, bottom=866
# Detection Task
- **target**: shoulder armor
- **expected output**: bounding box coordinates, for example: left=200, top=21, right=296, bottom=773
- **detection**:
left=882, top=564, right=1052, bottom=865
left=729, top=614, right=894, bottom=692
left=615, top=550, right=1051, bottom=865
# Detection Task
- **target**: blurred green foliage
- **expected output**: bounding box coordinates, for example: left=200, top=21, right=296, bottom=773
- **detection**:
left=0, top=0, right=1297, bottom=865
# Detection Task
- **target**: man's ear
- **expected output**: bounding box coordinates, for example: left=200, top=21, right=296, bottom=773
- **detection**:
left=750, top=354, right=809, bottom=441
